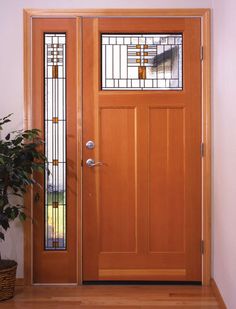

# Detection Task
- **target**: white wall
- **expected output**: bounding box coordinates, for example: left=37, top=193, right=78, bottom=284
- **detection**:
left=213, top=0, right=236, bottom=308
left=3, top=3, right=236, bottom=308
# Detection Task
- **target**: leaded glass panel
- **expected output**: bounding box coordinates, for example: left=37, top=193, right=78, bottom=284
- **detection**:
left=44, top=33, right=66, bottom=250
left=102, top=34, right=183, bottom=90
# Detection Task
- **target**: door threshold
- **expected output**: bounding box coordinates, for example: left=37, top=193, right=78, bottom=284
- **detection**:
left=83, top=281, right=202, bottom=286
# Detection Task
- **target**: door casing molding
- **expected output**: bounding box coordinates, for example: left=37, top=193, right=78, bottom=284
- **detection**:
left=23, top=8, right=211, bottom=286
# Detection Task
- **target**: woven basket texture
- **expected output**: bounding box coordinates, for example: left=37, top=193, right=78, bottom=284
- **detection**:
left=0, top=264, right=17, bottom=301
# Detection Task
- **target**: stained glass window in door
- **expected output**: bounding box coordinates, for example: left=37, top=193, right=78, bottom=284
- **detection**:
left=102, top=34, right=183, bottom=90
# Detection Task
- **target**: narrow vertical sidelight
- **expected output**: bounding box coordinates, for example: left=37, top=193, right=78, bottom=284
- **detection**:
left=44, top=33, right=67, bottom=250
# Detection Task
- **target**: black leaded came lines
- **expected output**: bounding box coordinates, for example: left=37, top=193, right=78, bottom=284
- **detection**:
left=44, top=33, right=67, bottom=251
left=102, top=34, right=183, bottom=90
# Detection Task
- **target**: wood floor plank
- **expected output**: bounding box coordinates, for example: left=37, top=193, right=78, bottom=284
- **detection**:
left=0, top=285, right=220, bottom=308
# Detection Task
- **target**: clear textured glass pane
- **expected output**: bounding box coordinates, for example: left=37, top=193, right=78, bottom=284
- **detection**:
left=44, top=33, right=66, bottom=250
left=102, top=34, right=183, bottom=90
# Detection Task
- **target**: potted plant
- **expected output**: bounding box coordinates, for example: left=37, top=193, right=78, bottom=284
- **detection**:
left=0, top=114, right=46, bottom=301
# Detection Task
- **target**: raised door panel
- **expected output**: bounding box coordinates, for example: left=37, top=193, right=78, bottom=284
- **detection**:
left=99, top=108, right=137, bottom=253
left=149, top=108, right=185, bottom=253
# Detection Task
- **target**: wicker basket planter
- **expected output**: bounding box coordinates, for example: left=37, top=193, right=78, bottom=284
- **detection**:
left=0, top=260, right=17, bottom=301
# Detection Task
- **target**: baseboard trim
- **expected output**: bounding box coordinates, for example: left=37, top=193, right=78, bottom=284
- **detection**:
left=211, top=278, right=227, bottom=309
left=15, top=278, right=25, bottom=286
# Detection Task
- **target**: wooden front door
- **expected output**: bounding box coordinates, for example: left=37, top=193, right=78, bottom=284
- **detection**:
left=82, top=18, right=202, bottom=281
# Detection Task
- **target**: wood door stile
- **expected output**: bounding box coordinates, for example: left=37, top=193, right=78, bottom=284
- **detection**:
left=83, top=17, right=202, bottom=281
left=32, top=18, right=78, bottom=283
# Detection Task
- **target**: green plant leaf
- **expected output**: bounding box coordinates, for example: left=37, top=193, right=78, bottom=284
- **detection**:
left=13, top=137, right=23, bottom=146
left=5, top=133, right=10, bottom=140
left=0, top=114, right=47, bottom=232
left=0, top=214, right=10, bottom=230
left=4, top=207, right=12, bottom=219
left=0, top=231, right=4, bottom=240
left=11, top=207, right=19, bottom=220
left=19, top=212, right=26, bottom=222
left=2, top=113, right=13, bottom=120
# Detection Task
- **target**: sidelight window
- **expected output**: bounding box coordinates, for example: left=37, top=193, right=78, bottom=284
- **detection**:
left=44, top=33, right=67, bottom=250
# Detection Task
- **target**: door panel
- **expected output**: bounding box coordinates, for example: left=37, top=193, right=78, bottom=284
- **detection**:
left=99, top=108, right=137, bottom=253
left=148, top=108, right=185, bottom=253
left=83, top=17, right=202, bottom=281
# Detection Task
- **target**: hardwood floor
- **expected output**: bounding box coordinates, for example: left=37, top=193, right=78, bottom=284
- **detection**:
left=1, top=284, right=220, bottom=308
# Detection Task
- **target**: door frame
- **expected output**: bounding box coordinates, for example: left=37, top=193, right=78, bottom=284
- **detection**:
left=23, top=8, right=211, bottom=286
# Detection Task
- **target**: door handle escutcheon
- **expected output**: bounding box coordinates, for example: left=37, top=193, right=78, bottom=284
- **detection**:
left=85, top=140, right=95, bottom=149
left=86, top=158, right=104, bottom=167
